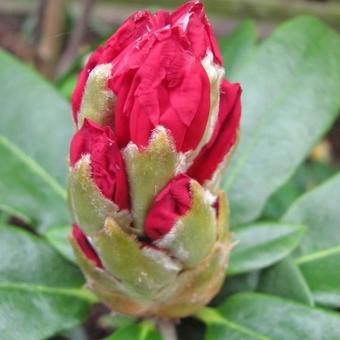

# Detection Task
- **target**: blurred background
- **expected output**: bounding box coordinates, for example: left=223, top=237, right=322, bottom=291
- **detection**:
left=1, top=0, right=340, bottom=80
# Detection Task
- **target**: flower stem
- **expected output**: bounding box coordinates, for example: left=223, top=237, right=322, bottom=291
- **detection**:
left=157, top=319, right=177, bottom=340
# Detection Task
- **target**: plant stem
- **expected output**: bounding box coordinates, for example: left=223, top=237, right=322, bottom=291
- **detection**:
left=56, top=0, right=95, bottom=78
left=157, top=319, right=178, bottom=340
left=37, top=0, right=66, bottom=79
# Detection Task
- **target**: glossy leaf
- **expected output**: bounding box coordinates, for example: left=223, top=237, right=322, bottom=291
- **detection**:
left=262, top=161, right=337, bottom=220
left=0, top=137, right=69, bottom=232
left=201, top=293, right=340, bottom=340
left=283, top=173, right=340, bottom=307
left=228, top=222, right=305, bottom=275
left=212, top=272, right=260, bottom=306
left=0, top=50, right=72, bottom=231
left=258, top=257, right=314, bottom=306
left=219, top=20, right=257, bottom=79
left=222, top=17, right=340, bottom=226
left=0, top=224, right=93, bottom=340
left=45, top=225, right=75, bottom=262
left=106, top=322, right=161, bottom=340
left=0, top=50, right=72, bottom=184
left=297, top=253, right=340, bottom=308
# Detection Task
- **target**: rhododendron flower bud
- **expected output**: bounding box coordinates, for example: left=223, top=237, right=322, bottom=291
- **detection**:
left=68, top=0, right=241, bottom=319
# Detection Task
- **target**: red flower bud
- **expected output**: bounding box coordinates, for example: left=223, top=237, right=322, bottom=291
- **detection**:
left=188, top=80, right=242, bottom=184
left=71, top=0, right=230, bottom=155
left=68, top=1, right=240, bottom=318
left=72, top=224, right=103, bottom=268
left=144, top=174, right=192, bottom=240
left=70, top=119, right=130, bottom=210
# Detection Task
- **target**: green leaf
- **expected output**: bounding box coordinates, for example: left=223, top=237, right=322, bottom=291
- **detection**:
left=258, top=257, right=314, bottom=306
left=200, top=293, right=340, bottom=340
left=219, top=20, right=257, bottom=79
left=45, top=225, right=75, bottom=262
left=106, top=322, right=161, bottom=340
left=212, top=271, right=260, bottom=306
left=0, top=223, right=93, bottom=340
left=0, top=137, right=69, bottom=232
left=222, top=17, right=340, bottom=226
left=262, top=160, right=338, bottom=220
left=228, top=222, right=305, bottom=275
left=58, top=73, right=78, bottom=100
left=297, top=253, right=340, bottom=308
left=99, top=314, right=136, bottom=329
left=0, top=50, right=72, bottom=231
left=283, top=173, right=340, bottom=307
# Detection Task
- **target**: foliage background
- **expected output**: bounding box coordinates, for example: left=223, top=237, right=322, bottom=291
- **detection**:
left=0, top=0, right=339, bottom=339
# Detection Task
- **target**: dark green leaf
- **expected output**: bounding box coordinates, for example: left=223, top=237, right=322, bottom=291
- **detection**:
left=262, top=161, right=338, bottom=220
left=58, top=73, right=78, bottom=100
left=258, top=257, right=313, bottom=306
left=228, top=222, right=305, bottom=275
left=211, top=271, right=260, bottom=306
left=283, top=173, right=340, bottom=307
left=0, top=50, right=72, bottom=231
left=0, top=223, right=93, bottom=340
left=222, top=17, right=340, bottom=226
left=200, top=293, right=340, bottom=340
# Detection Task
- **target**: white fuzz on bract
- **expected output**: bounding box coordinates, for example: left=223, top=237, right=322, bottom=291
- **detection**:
left=73, top=153, right=91, bottom=170
left=202, top=187, right=217, bottom=206
left=185, top=50, right=225, bottom=168
left=203, top=141, right=237, bottom=192
left=124, top=125, right=189, bottom=175
left=142, top=247, right=182, bottom=272
left=78, top=63, right=115, bottom=127
left=176, top=152, right=188, bottom=174
left=156, top=222, right=190, bottom=262
left=200, top=50, right=225, bottom=148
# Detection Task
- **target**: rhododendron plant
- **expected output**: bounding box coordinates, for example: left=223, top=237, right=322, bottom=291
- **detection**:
left=68, top=0, right=241, bottom=318
left=1, top=0, right=340, bottom=338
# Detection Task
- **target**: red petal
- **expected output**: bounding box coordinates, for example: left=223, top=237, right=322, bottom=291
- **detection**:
left=70, top=119, right=130, bottom=210
left=72, top=224, right=103, bottom=268
left=145, top=174, right=192, bottom=240
left=171, top=0, right=222, bottom=64
left=71, top=10, right=166, bottom=125
left=110, top=30, right=210, bottom=152
left=188, top=80, right=241, bottom=183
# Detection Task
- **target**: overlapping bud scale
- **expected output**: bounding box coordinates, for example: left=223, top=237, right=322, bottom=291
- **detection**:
left=68, top=0, right=241, bottom=318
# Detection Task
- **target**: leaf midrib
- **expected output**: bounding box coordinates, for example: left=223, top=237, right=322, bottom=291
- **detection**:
left=0, top=135, right=67, bottom=200
left=197, top=307, right=270, bottom=340
left=295, top=245, right=340, bottom=265
left=0, top=282, right=96, bottom=303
